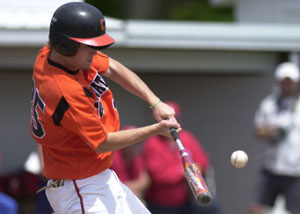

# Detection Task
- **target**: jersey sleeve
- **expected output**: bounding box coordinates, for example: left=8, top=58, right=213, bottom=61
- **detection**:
left=60, top=86, right=107, bottom=150
left=91, top=52, right=110, bottom=75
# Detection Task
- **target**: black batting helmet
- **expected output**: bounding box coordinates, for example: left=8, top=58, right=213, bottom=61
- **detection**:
left=49, top=2, right=115, bottom=56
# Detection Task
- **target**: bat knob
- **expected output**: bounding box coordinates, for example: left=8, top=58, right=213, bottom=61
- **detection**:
left=197, top=192, right=212, bottom=206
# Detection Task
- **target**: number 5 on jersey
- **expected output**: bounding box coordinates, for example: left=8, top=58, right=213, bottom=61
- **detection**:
left=31, top=80, right=46, bottom=138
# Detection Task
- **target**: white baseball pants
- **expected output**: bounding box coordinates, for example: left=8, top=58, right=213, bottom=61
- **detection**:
left=46, top=169, right=151, bottom=214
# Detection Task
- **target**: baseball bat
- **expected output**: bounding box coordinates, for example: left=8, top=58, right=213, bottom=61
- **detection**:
left=170, top=128, right=212, bottom=206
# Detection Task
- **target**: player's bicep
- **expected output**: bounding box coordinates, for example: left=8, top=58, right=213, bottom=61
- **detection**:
left=102, top=57, right=117, bottom=79
left=103, top=58, right=131, bottom=84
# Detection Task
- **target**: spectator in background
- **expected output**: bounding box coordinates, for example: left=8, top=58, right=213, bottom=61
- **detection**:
left=142, top=101, right=220, bottom=214
left=0, top=153, right=18, bottom=214
left=249, top=62, right=300, bottom=214
left=110, top=125, right=150, bottom=200
left=0, top=192, right=18, bottom=214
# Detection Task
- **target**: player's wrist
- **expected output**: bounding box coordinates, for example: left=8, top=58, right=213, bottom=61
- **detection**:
left=150, top=100, right=161, bottom=109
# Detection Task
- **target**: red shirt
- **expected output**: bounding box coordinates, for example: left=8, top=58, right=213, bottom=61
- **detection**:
left=110, top=149, right=144, bottom=183
left=31, top=46, right=120, bottom=179
left=142, top=130, right=210, bottom=206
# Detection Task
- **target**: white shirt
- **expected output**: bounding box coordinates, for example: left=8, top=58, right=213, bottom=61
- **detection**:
left=255, top=94, right=300, bottom=176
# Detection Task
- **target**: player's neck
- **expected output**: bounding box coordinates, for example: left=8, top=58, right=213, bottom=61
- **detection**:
left=50, top=50, right=79, bottom=71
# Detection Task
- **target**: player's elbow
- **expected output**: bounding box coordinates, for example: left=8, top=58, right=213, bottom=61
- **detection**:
left=87, top=139, right=111, bottom=154
left=95, top=140, right=111, bottom=154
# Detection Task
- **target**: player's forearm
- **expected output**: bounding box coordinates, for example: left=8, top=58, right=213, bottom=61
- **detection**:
left=95, top=124, right=160, bottom=153
left=106, top=58, right=160, bottom=106
left=124, top=73, right=159, bottom=106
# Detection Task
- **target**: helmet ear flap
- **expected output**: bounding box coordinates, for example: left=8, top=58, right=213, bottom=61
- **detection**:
left=56, top=39, right=78, bottom=56
left=49, top=32, right=79, bottom=56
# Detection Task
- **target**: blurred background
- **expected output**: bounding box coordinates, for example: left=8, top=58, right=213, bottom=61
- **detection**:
left=1, top=0, right=300, bottom=213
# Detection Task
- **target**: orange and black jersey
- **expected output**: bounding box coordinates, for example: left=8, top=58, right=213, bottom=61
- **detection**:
left=31, top=45, right=120, bottom=179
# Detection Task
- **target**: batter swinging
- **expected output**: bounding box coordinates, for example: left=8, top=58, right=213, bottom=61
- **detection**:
left=30, top=2, right=180, bottom=213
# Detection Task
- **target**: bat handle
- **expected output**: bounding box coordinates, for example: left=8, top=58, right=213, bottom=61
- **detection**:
left=169, top=128, right=185, bottom=150
left=169, top=127, right=179, bottom=140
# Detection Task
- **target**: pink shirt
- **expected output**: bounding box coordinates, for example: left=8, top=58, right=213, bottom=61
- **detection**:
left=142, top=130, right=210, bottom=206
left=110, top=150, right=144, bottom=183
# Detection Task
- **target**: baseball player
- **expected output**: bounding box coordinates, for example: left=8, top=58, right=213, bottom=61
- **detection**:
left=30, top=2, right=180, bottom=214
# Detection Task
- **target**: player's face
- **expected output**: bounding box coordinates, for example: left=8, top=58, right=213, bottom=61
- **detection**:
left=73, top=44, right=97, bottom=70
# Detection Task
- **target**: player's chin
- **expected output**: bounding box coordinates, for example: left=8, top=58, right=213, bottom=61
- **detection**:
left=82, top=62, right=92, bottom=70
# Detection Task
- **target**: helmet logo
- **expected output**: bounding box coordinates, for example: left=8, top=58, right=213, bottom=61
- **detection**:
left=51, top=16, right=58, bottom=24
left=100, top=18, right=105, bottom=31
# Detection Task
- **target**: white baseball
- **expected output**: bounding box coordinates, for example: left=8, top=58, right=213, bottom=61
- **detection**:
left=231, top=150, right=248, bottom=168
